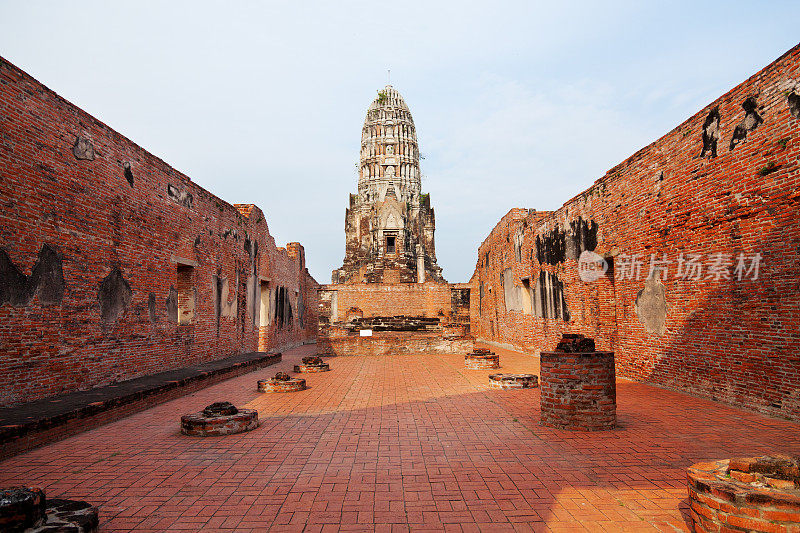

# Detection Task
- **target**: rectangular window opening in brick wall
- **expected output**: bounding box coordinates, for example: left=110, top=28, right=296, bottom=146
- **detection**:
left=176, top=264, right=195, bottom=325
left=258, top=280, right=270, bottom=351
left=259, top=280, right=270, bottom=327
left=521, top=278, right=532, bottom=314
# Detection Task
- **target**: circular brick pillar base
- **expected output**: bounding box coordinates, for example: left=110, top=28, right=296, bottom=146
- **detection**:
left=488, top=373, right=538, bottom=389
left=180, top=409, right=258, bottom=436
left=0, top=487, right=45, bottom=530
left=294, top=363, right=330, bottom=373
left=0, top=487, right=99, bottom=532
left=41, top=498, right=100, bottom=532
left=465, top=353, right=500, bottom=369
left=687, top=456, right=800, bottom=532
left=539, top=351, right=616, bottom=430
left=258, top=377, right=307, bottom=392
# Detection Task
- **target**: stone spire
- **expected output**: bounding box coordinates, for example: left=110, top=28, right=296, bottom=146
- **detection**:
left=358, top=85, right=421, bottom=205
left=332, top=85, right=444, bottom=285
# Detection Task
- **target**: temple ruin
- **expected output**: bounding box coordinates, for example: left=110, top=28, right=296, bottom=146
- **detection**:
left=1, top=39, right=800, bottom=532
left=318, top=85, right=473, bottom=355
left=332, top=85, right=443, bottom=285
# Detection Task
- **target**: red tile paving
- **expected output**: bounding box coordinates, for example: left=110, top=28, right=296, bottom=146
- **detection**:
left=1, top=344, right=799, bottom=532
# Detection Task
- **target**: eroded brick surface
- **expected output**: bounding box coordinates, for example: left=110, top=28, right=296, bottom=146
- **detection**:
left=488, top=373, right=538, bottom=389
left=687, top=456, right=800, bottom=532
left=318, top=283, right=470, bottom=333
left=319, top=330, right=474, bottom=356
left=540, top=351, right=616, bottom=431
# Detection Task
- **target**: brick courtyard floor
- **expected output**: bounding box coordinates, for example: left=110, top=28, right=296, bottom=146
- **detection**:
left=2, top=345, right=799, bottom=532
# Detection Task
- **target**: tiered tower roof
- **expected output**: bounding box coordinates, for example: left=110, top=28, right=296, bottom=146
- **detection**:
left=358, top=85, right=421, bottom=204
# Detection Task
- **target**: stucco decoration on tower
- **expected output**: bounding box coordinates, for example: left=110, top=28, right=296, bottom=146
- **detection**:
left=332, top=85, right=444, bottom=284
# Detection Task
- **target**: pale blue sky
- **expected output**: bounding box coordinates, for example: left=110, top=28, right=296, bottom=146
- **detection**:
left=1, top=1, right=798, bottom=282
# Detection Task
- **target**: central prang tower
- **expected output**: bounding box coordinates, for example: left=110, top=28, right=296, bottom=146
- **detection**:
left=332, top=85, right=444, bottom=284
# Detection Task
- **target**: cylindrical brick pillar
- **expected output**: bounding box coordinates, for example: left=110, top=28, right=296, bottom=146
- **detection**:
left=539, top=351, right=616, bottom=430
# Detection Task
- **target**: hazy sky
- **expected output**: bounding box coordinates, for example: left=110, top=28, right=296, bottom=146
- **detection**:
left=1, top=2, right=798, bottom=282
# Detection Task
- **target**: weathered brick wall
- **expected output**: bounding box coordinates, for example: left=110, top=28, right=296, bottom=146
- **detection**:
left=317, top=282, right=473, bottom=354
left=318, top=329, right=474, bottom=356
left=318, top=282, right=460, bottom=323
left=0, top=57, right=318, bottom=407
left=471, top=45, right=800, bottom=420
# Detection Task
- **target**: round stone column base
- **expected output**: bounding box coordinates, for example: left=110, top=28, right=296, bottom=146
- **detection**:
left=687, top=455, right=800, bottom=532
left=294, top=363, right=330, bottom=373
left=465, top=354, right=500, bottom=369
left=181, top=408, right=258, bottom=436
left=0, top=486, right=45, bottom=531
left=39, top=498, right=100, bottom=532
left=0, top=487, right=99, bottom=533
left=258, top=377, right=307, bottom=392
left=488, top=373, right=538, bottom=389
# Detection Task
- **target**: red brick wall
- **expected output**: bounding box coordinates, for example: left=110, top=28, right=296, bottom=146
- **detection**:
left=318, top=330, right=474, bottom=356
left=0, top=57, right=318, bottom=407
left=471, top=45, right=800, bottom=420
left=319, top=282, right=455, bottom=322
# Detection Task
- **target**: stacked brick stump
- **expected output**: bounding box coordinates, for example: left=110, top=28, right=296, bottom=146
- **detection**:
left=180, top=401, right=258, bottom=437
left=539, top=334, right=616, bottom=431
left=687, top=455, right=800, bottom=532
left=488, top=373, right=538, bottom=389
left=0, top=486, right=99, bottom=532
left=294, top=356, right=330, bottom=373
left=258, top=372, right=306, bottom=393
left=465, top=349, right=500, bottom=369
